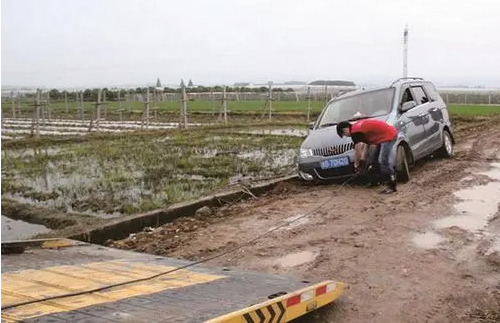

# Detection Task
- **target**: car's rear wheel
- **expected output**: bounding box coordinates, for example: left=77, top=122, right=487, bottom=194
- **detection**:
left=437, top=130, right=454, bottom=158
left=396, top=144, right=410, bottom=183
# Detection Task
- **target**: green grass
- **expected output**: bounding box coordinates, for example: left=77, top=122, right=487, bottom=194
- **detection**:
left=447, top=104, right=500, bottom=116
left=3, top=98, right=499, bottom=116
left=1, top=99, right=325, bottom=113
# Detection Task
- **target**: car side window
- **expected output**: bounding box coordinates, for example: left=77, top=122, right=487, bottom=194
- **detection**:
left=410, top=86, right=429, bottom=105
left=401, top=88, right=414, bottom=104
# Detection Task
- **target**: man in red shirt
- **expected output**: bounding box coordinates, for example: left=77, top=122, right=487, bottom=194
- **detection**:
left=336, top=119, right=398, bottom=194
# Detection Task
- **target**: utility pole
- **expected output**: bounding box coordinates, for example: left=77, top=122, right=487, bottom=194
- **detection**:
left=11, top=93, right=16, bottom=118
left=96, top=90, right=102, bottom=132
left=64, top=92, right=69, bottom=115
left=222, top=86, right=228, bottom=125
left=180, top=82, right=188, bottom=129
left=268, top=83, right=273, bottom=121
left=261, top=82, right=273, bottom=121
left=46, top=91, right=52, bottom=121
left=80, top=91, right=85, bottom=123
left=88, top=90, right=104, bottom=132
left=17, top=95, right=22, bottom=117
left=31, top=89, right=42, bottom=138
left=103, top=90, right=107, bottom=120
left=324, top=84, right=328, bottom=104
left=210, top=89, right=215, bottom=116
left=403, top=24, right=409, bottom=77
left=306, top=86, right=312, bottom=122
left=142, top=88, right=150, bottom=130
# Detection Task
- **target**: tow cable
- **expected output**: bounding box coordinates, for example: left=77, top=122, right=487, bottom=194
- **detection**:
left=1, top=174, right=359, bottom=311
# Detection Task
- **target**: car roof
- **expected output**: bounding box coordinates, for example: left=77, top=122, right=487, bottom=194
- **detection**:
left=333, top=86, right=390, bottom=101
left=332, top=77, right=431, bottom=102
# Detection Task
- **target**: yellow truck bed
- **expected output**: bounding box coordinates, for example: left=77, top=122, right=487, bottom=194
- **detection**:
left=1, top=238, right=344, bottom=323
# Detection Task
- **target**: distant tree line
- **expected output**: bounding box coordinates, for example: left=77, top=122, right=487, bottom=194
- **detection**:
left=13, top=80, right=355, bottom=101
left=309, top=80, right=356, bottom=86
left=41, top=86, right=297, bottom=101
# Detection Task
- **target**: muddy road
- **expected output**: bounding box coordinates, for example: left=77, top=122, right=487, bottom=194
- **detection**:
left=111, top=118, right=500, bottom=323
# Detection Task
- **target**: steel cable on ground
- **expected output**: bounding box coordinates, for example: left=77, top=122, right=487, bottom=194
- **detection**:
left=1, top=175, right=358, bottom=311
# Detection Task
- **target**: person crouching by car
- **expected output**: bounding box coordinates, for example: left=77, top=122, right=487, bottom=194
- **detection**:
left=336, top=119, right=398, bottom=194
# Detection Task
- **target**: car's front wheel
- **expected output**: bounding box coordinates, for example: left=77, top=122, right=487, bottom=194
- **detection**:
left=396, top=144, right=410, bottom=183
left=437, top=130, right=454, bottom=158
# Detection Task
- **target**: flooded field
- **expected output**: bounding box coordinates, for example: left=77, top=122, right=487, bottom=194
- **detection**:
left=1, top=118, right=204, bottom=138
left=1, top=127, right=304, bottom=225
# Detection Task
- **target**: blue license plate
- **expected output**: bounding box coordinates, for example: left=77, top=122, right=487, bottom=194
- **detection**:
left=320, top=156, right=350, bottom=169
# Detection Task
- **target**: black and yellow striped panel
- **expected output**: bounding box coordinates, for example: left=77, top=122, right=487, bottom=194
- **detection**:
left=243, top=301, right=286, bottom=323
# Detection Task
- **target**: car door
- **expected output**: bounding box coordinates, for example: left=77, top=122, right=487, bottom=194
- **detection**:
left=395, top=86, right=428, bottom=159
left=410, top=85, right=441, bottom=155
left=423, top=82, right=447, bottom=151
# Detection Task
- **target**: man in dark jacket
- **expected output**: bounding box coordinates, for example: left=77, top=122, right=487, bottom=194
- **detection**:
left=337, top=119, right=398, bottom=194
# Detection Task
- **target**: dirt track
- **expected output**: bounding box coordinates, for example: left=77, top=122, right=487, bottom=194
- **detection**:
left=111, top=117, right=500, bottom=323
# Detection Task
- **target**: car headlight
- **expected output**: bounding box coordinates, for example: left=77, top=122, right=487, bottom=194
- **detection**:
left=300, top=148, right=313, bottom=159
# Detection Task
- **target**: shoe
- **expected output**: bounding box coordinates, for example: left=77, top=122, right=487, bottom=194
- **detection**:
left=379, top=175, right=397, bottom=194
left=379, top=187, right=396, bottom=194
left=366, top=181, right=380, bottom=188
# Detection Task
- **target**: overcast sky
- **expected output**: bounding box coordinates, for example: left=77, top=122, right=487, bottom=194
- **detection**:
left=2, top=0, right=499, bottom=88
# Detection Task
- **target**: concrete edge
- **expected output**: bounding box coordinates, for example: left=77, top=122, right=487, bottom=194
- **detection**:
left=69, top=174, right=299, bottom=245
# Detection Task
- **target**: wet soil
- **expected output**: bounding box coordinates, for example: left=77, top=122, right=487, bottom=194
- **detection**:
left=110, top=116, right=500, bottom=323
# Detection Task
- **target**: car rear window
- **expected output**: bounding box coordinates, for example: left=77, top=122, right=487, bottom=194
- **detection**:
left=411, top=86, right=430, bottom=105
left=423, top=83, right=440, bottom=101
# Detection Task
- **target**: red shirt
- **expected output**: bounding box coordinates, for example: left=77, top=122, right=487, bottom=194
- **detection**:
left=350, top=119, right=397, bottom=145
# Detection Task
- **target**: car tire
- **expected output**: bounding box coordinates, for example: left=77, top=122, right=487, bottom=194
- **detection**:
left=437, top=130, right=454, bottom=158
left=396, top=144, right=410, bottom=183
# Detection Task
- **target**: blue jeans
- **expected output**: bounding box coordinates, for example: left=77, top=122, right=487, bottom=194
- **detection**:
left=378, top=137, right=397, bottom=177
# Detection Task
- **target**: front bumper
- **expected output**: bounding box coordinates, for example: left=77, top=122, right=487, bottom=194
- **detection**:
left=298, top=151, right=356, bottom=181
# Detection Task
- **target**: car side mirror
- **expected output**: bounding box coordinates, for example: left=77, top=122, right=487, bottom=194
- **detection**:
left=308, top=122, right=315, bottom=130
left=400, top=100, right=417, bottom=113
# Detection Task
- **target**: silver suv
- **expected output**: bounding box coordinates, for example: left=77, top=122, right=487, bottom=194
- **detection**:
left=298, top=77, right=454, bottom=182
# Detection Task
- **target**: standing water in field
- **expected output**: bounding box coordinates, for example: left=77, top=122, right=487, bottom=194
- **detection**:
left=1, top=215, right=51, bottom=240
left=1, top=130, right=302, bottom=217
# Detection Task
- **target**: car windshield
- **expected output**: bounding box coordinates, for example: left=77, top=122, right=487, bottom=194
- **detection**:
left=317, top=88, right=395, bottom=127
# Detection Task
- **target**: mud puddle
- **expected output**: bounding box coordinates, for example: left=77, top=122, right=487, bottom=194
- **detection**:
left=488, top=239, right=500, bottom=253
left=412, top=161, right=500, bottom=250
left=275, top=250, right=319, bottom=267
left=434, top=163, right=500, bottom=233
left=411, top=232, right=445, bottom=249
left=1, top=215, right=51, bottom=240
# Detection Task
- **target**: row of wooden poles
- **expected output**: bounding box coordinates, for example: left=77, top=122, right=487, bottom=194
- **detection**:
left=6, top=82, right=326, bottom=138
left=23, top=86, right=190, bottom=138
left=11, top=83, right=311, bottom=138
